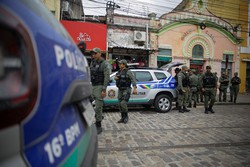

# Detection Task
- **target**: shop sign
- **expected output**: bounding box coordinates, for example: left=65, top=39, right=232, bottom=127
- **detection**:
left=60, top=20, right=107, bottom=51
left=181, top=29, right=195, bottom=40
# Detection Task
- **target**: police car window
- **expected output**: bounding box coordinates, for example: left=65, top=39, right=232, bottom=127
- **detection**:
left=154, top=72, right=167, bottom=80
left=134, top=71, right=153, bottom=82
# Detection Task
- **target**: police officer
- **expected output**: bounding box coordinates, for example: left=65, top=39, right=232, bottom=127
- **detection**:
left=229, top=72, right=241, bottom=103
left=201, top=65, right=217, bottom=114
left=188, top=69, right=199, bottom=108
left=219, top=72, right=229, bottom=102
left=177, top=65, right=190, bottom=113
left=197, top=69, right=204, bottom=103
left=172, top=68, right=181, bottom=110
left=90, top=47, right=111, bottom=134
left=115, top=59, right=137, bottom=123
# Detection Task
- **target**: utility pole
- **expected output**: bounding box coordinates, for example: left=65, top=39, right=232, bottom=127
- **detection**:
left=106, top=1, right=120, bottom=24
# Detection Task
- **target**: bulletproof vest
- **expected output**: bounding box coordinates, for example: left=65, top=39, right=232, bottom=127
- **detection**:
left=203, top=72, right=216, bottom=87
left=181, top=72, right=189, bottom=87
left=220, top=76, right=229, bottom=86
left=90, top=59, right=104, bottom=85
left=116, top=69, right=131, bottom=88
left=231, top=77, right=240, bottom=85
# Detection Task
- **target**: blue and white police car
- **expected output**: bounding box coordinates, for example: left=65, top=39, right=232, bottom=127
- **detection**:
left=104, top=67, right=179, bottom=113
left=0, top=0, right=97, bottom=166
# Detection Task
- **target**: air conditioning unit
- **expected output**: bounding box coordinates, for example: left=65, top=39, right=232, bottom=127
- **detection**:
left=93, top=15, right=99, bottom=21
left=134, top=31, right=146, bottom=42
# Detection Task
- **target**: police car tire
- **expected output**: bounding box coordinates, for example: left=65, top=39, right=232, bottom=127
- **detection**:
left=154, top=94, right=172, bottom=113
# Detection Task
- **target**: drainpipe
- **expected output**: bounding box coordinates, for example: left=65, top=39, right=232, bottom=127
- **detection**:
left=146, top=24, right=149, bottom=49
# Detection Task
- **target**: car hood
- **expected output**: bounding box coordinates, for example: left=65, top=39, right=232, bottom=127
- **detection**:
left=160, top=62, right=184, bottom=72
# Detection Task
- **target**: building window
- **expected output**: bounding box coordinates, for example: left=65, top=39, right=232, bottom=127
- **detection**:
left=157, top=48, right=172, bottom=68
left=192, top=44, right=204, bottom=58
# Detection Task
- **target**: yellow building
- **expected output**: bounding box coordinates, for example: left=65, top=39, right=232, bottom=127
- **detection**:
left=41, top=0, right=61, bottom=20
left=207, top=0, right=249, bottom=93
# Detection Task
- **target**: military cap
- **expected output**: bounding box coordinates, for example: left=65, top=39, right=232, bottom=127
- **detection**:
left=119, top=59, right=127, bottom=65
left=91, top=47, right=101, bottom=53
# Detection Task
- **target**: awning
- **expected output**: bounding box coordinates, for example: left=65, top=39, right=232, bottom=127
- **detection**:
left=242, top=59, right=250, bottom=62
left=190, top=60, right=204, bottom=65
left=157, top=56, right=172, bottom=62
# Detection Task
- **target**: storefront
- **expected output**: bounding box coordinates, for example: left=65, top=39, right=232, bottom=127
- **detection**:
left=108, top=47, right=154, bottom=71
left=60, top=20, right=107, bottom=64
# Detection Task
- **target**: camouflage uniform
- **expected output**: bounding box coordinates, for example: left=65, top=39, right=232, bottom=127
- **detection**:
left=188, top=71, right=199, bottom=108
left=90, top=48, right=111, bottom=134
left=177, top=66, right=190, bottom=113
left=116, top=59, right=137, bottom=123
left=219, top=73, right=229, bottom=102
left=229, top=72, right=241, bottom=103
left=201, top=66, right=217, bottom=114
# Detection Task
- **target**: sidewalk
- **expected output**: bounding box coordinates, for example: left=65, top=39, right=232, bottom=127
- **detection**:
left=215, top=93, right=250, bottom=105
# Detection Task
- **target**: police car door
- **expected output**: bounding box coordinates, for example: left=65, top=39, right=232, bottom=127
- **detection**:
left=131, top=70, right=155, bottom=104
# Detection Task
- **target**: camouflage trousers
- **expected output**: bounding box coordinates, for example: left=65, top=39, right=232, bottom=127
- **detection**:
left=118, top=87, right=131, bottom=113
left=203, top=88, right=216, bottom=108
left=92, top=85, right=104, bottom=122
left=177, top=87, right=188, bottom=107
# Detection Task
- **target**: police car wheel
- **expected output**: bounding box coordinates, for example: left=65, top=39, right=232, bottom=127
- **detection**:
left=154, top=94, right=172, bottom=113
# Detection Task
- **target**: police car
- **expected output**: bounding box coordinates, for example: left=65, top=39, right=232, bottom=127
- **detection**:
left=0, top=0, right=97, bottom=166
left=104, top=67, right=178, bottom=113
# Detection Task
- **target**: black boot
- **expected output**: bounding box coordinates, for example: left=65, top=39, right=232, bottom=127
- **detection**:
left=117, top=113, right=125, bottom=123
left=178, top=106, right=184, bottom=113
left=123, top=113, right=129, bottom=124
left=183, top=106, right=190, bottom=112
left=193, top=102, right=197, bottom=108
left=205, top=107, right=208, bottom=114
left=208, top=106, right=215, bottom=113
left=95, top=121, right=102, bottom=134
left=187, top=103, right=192, bottom=108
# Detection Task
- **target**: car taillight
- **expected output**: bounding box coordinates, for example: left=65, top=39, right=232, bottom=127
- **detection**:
left=0, top=7, right=38, bottom=129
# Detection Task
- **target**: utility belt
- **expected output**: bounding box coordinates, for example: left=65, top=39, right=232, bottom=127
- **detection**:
left=92, top=82, right=103, bottom=86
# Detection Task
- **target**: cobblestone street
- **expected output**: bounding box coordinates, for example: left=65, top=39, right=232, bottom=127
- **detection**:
left=97, top=104, right=250, bottom=167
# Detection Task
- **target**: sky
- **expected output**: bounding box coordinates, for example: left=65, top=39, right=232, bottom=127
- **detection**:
left=82, top=0, right=183, bottom=18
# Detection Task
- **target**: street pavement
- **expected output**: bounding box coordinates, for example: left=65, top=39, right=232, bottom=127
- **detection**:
left=97, top=94, right=250, bottom=167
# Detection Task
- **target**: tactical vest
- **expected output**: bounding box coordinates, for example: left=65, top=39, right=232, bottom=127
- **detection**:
left=231, top=77, right=240, bottom=85
left=203, top=72, right=216, bottom=88
left=181, top=72, right=189, bottom=87
left=90, top=59, right=104, bottom=85
left=220, top=76, right=229, bottom=86
left=116, top=69, right=131, bottom=89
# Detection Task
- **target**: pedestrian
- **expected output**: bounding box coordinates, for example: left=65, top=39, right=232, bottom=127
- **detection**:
left=172, top=67, right=181, bottom=110
left=78, top=41, right=86, bottom=54
left=177, top=65, right=190, bottom=113
left=187, top=69, right=199, bottom=108
left=115, top=59, right=137, bottom=123
left=229, top=72, right=241, bottom=103
left=90, top=47, right=111, bottom=134
left=214, top=72, right=218, bottom=102
left=219, top=72, right=229, bottom=102
left=201, top=65, right=217, bottom=114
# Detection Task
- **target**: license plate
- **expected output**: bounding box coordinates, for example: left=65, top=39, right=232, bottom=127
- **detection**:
left=80, top=100, right=95, bottom=127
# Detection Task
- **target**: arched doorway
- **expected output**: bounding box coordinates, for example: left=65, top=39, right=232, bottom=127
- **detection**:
left=190, top=44, right=204, bottom=73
